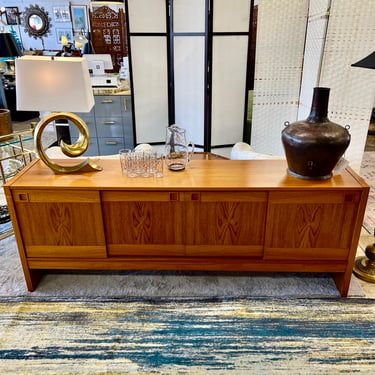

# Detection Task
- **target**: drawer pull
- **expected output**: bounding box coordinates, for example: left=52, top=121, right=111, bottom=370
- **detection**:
left=123, top=98, right=127, bottom=111
left=191, top=193, right=200, bottom=201
left=103, top=121, right=116, bottom=125
left=170, top=192, right=179, bottom=201
left=17, top=193, right=29, bottom=202
left=101, top=99, right=113, bottom=103
left=105, top=141, right=118, bottom=145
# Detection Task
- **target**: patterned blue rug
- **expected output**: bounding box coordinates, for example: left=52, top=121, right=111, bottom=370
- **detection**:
left=0, top=298, right=374, bottom=374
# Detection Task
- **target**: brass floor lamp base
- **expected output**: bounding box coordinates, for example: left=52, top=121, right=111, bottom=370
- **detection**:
left=353, top=243, right=375, bottom=283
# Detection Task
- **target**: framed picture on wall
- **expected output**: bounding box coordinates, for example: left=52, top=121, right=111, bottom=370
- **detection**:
left=53, top=6, right=71, bottom=22
left=56, top=29, right=73, bottom=45
left=70, top=5, right=88, bottom=32
left=4, top=7, right=19, bottom=25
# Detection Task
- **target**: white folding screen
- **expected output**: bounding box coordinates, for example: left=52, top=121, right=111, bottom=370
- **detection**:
left=128, top=0, right=252, bottom=148
left=211, top=0, right=251, bottom=146
left=251, top=0, right=308, bottom=156
left=128, top=0, right=169, bottom=144
left=318, top=0, right=375, bottom=173
left=298, top=0, right=330, bottom=120
left=251, top=0, right=375, bottom=170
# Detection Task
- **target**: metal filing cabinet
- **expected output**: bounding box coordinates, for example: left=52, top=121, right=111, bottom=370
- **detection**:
left=70, top=95, right=134, bottom=156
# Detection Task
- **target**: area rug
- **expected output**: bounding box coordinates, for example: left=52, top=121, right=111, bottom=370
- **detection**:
left=0, top=235, right=365, bottom=299
left=360, top=151, right=375, bottom=234
left=0, top=298, right=374, bottom=374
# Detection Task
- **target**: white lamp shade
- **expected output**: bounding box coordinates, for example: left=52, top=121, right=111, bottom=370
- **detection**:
left=16, top=56, right=94, bottom=113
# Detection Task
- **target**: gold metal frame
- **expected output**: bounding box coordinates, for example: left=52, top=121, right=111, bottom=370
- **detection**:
left=34, top=112, right=102, bottom=173
left=0, top=127, right=36, bottom=240
left=0, top=128, right=35, bottom=183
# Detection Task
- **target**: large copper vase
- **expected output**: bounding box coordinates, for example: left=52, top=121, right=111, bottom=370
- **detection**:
left=281, top=87, right=351, bottom=180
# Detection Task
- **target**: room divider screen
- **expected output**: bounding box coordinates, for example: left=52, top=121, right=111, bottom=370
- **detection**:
left=127, top=0, right=253, bottom=151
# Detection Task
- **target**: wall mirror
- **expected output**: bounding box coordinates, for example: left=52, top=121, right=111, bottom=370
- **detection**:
left=23, top=4, right=51, bottom=39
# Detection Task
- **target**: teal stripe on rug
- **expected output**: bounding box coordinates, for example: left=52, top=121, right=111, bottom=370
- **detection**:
left=0, top=298, right=374, bottom=374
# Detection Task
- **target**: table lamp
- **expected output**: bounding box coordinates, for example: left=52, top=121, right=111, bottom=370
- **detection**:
left=15, top=55, right=102, bottom=173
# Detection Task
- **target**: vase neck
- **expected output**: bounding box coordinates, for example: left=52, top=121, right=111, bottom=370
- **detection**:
left=307, top=87, right=330, bottom=122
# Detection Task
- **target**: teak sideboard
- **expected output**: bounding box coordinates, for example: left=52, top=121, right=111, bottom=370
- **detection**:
left=4, top=158, right=369, bottom=296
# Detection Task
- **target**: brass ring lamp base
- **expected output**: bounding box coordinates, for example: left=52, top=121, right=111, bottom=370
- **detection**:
left=353, top=243, right=375, bottom=283
left=34, top=112, right=103, bottom=174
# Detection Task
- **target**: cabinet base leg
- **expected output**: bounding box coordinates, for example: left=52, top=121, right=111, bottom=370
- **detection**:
left=25, top=269, right=43, bottom=292
left=332, top=272, right=350, bottom=297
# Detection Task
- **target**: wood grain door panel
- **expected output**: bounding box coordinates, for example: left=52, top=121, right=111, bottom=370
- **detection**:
left=13, top=190, right=106, bottom=258
left=185, top=191, right=267, bottom=256
left=264, top=191, right=360, bottom=260
left=102, top=191, right=184, bottom=256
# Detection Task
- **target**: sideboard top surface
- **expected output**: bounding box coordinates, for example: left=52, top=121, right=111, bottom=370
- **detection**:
left=5, top=158, right=368, bottom=191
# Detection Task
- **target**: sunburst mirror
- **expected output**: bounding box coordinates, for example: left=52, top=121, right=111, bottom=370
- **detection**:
left=23, top=4, right=51, bottom=39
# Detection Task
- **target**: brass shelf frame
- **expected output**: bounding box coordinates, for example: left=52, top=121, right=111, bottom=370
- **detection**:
left=0, top=127, right=36, bottom=240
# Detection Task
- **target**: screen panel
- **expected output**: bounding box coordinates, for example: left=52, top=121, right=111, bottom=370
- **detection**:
left=130, top=36, right=169, bottom=143
left=174, top=36, right=206, bottom=146
left=173, top=0, right=206, bottom=33
left=213, top=0, right=251, bottom=33
left=128, top=0, right=167, bottom=33
left=211, top=36, right=248, bottom=146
